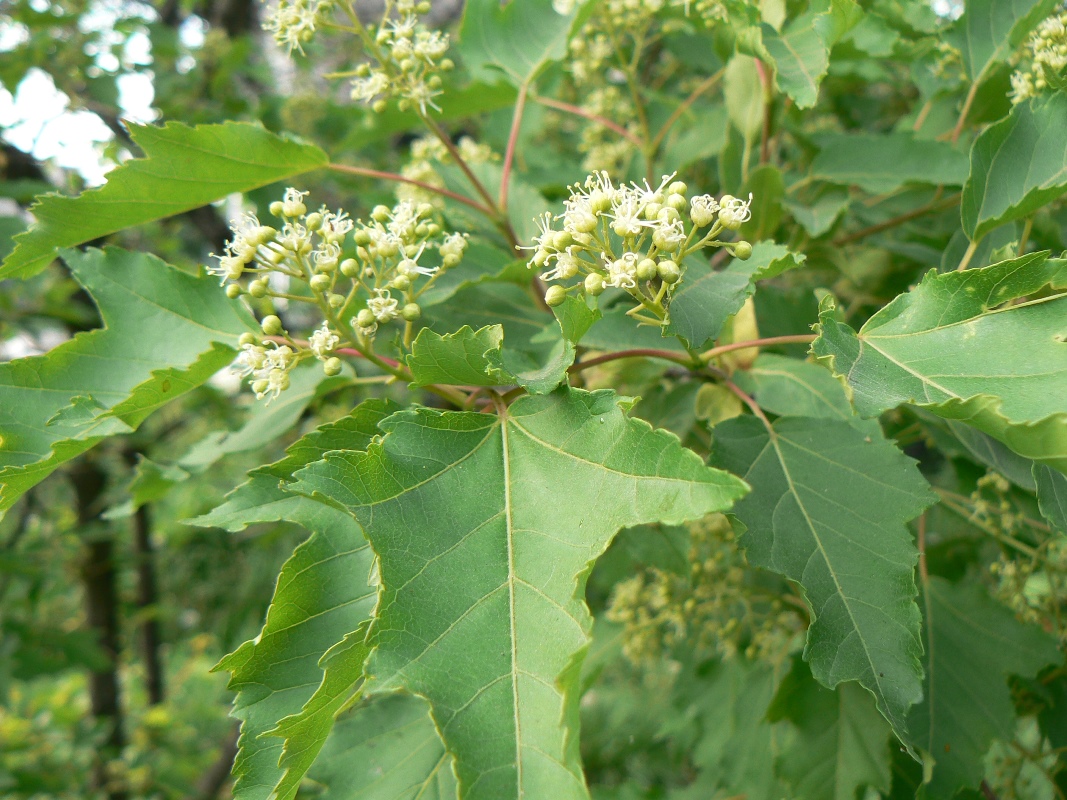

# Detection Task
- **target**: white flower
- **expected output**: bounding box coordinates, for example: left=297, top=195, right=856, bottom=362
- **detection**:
left=606, top=252, right=639, bottom=289
left=718, top=193, right=753, bottom=229
left=367, top=289, right=400, bottom=323
left=403, top=80, right=443, bottom=114
left=314, top=242, right=340, bottom=271
left=414, top=30, right=449, bottom=62
left=608, top=190, right=654, bottom=238
left=264, top=344, right=295, bottom=372
left=351, top=71, right=389, bottom=103
left=208, top=254, right=247, bottom=284
left=258, top=368, right=290, bottom=402
left=282, top=187, right=309, bottom=217
left=278, top=222, right=311, bottom=253
left=233, top=343, right=267, bottom=377
left=542, top=249, right=581, bottom=282
left=439, top=232, right=468, bottom=257
left=397, top=244, right=437, bottom=277
left=652, top=218, right=686, bottom=251
left=319, top=209, right=353, bottom=242
left=689, top=194, right=720, bottom=227
left=309, top=323, right=340, bottom=359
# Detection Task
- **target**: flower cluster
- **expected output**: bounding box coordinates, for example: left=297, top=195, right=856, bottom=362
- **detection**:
left=606, top=515, right=802, bottom=665
left=348, top=0, right=453, bottom=114
left=1010, top=8, right=1067, bottom=103
left=396, top=134, right=497, bottom=206
left=263, top=0, right=334, bottom=54
left=522, top=171, right=752, bottom=325
left=209, top=188, right=468, bottom=402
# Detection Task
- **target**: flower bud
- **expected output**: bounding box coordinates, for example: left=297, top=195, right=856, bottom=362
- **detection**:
left=353, top=229, right=371, bottom=246
left=252, top=378, right=269, bottom=395
left=416, top=0, right=431, bottom=12
left=657, top=206, right=680, bottom=224
left=545, top=285, right=568, bottom=307
left=668, top=180, right=687, bottom=196
left=261, top=314, right=283, bottom=335
left=371, top=205, right=391, bottom=223
left=657, top=260, right=681, bottom=284
left=248, top=279, right=269, bottom=298
left=239, top=332, right=258, bottom=347
left=392, top=275, right=412, bottom=291
left=401, top=302, right=422, bottom=321
left=226, top=283, right=242, bottom=299
left=733, top=241, right=753, bottom=260
left=269, top=201, right=285, bottom=217
left=340, top=258, right=360, bottom=277
left=356, top=308, right=375, bottom=328
left=553, top=230, right=573, bottom=249
left=441, top=58, right=455, bottom=71
left=636, top=258, right=658, bottom=281
left=377, top=239, right=399, bottom=259
left=667, top=193, right=688, bottom=211
left=323, top=357, right=342, bottom=376
left=590, top=189, right=611, bottom=213
left=442, top=254, right=461, bottom=268
left=585, top=273, right=606, bottom=296
left=304, top=212, right=323, bottom=231
left=426, top=223, right=441, bottom=237
left=310, top=273, right=331, bottom=292
left=532, top=249, right=550, bottom=268
left=328, top=293, right=345, bottom=308
left=372, top=99, right=388, bottom=114
left=643, top=202, right=662, bottom=221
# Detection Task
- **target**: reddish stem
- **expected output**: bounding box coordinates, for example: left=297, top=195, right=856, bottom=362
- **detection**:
left=500, top=80, right=529, bottom=212
left=568, top=348, right=696, bottom=373
left=532, top=95, right=643, bottom=146
left=327, top=163, right=494, bottom=216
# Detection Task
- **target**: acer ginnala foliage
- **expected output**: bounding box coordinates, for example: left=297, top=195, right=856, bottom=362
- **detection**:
left=1, top=0, right=1067, bottom=798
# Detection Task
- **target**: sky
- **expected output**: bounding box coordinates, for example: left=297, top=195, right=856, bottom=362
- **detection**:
left=0, top=0, right=206, bottom=185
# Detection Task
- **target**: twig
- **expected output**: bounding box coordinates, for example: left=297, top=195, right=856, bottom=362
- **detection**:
left=832, top=194, right=961, bottom=246
left=649, top=69, right=724, bottom=154
left=568, top=348, right=696, bottom=373
left=532, top=95, right=642, bottom=146
left=327, top=163, right=494, bottom=216
left=699, top=334, right=815, bottom=363
left=500, top=80, right=529, bottom=212
left=951, top=80, right=980, bottom=145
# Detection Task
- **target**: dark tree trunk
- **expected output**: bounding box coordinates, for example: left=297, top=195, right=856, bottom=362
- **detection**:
left=132, top=503, right=165, bottom=705
left=73, top=461, right=128, bottom=800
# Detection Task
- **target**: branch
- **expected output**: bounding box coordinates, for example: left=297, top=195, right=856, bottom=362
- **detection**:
left=531, top=95, right=643, bottom=146
left=698, top=334, right=815, bottom=363
left=327, top=163, right=495, bottom=216
left=568, top=348, right=696, bottom=373
left=499, top=80, right=529, bottom=211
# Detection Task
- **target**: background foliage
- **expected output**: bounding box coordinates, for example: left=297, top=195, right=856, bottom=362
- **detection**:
left=1, top=0, right=1066, bottom=798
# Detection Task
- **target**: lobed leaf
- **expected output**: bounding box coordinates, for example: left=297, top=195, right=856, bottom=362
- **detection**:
left=813, top=252, right=1067, bottom=473
left=0, top=247, right=252, bottom=514
left=944, top=0, right=1059, bottom=81
left=961, top=92, right=1067, bottom=242
left=1, top=121, right=328, bottom=279
left=290, top=389, right=748, bottom=800
left=904, top=578, right=1061, bottom=797
left=666, top=242, right=804, bottom=350
left=712, top=415, right=937, bottom=736
left=192, top=400, right=399, bottom=800
left=407, top=325, right=514, bottom=387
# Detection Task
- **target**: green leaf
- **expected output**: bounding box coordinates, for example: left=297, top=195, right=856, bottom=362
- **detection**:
left=1034, top=463, right=1067, bottom=532
left=733, top=353, right=856, bottom=420
left=783, top=186, right=850, bottom=237
left=267, top=627, right=371, bottom=800
left=767, top=658, right=892, bottom=800
left=712, top=415, right=937, bottom=735
left=309, top=693, right=456, bottom=800
left=102, top=457, right=190, bottom=520
left=724, top=54, right=765, bottom=140
left=1, top=121, right=328, bottom=280
left=408, top=325, right=514, bottom=387
left=458, top=0, right=591, bottom=87
left=192, top=401, right=398, bottom=800
left=0, top=247, right=252, bottom=515
left=179, top=362, right=350, bottom=471
left=761, top=22, right=829, bottom=109
left=961, top=93, right=1067, bottom=242
left=812, top=252, right=1067, bottom=473
left=944, top=0, right=1059, bottom=80
left=666, top=242, right=805, bottom=350
left=500, top=334, right=575, bottom=395
left=904, top=578, right=1061, bottom=797
left=811, top=132, right=969, bottom=194
left=553, top=294, right=601, bottom=345
left=290, top=389, right=748, bottom=800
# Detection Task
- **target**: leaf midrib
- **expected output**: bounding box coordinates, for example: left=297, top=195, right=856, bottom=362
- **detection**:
left=499, top=404, right=524, bottom=797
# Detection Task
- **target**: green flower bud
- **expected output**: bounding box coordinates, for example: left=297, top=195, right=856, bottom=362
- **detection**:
left=371, top=205, right=391, bottom=223
left=269, top=201, right=284, bottom=217
left=397, top=98, right=411, bottom=112
left=657, top=260, right=681, bottom=284
left=440, top=58, right=455, bottom=71
left=377, top=239, right=399, bottom=259
left=304, top=212, right=323, bottom=231
left=415, top=223, right=429, bottom=237
left=643, top=202, right=662, bottom=221
left=426, top=223, right=441, bottom=237
left=261, top=314, right=283, bottom=335
left=532, top=249, right=550, bottom=268
left=401, top=302, right=422, bottom=321
left=310, top=273, right=331, bottom=292
left=667, top=193, right=688, bottom=211
left=636, top=258, right=658, bottom=281
left=545, top=285, right=568, bottom=307
left=442, top=253, right=461, bottom=268
left=553, top=230, right=573, bottom=249
left=356, top=308, right=376, bottom=328
left=590, top=189, right=611, bottom=213
left=734, top=241, right=753, bottom=260
left=392, top=275, right=412, bottom=291
left=239, top=332, right=258, bottom=347
left=353, top=229, right=371, bottom=247
left=323, top=356, right=342, bottom=376
left=416, top=0, right=431, bottom=12
left=372, top=99, right=388, bottom=114
left=248, top=279, right=268, bottom=298
left=668, top=180, right=688, bottom=196
left=225, top=283, right=242, bottom=299
left=657, top=207, right=680, bottom=224
left=328, top=293, right=345, bottom=308
left=417, top=203, right=434, bottom=219
left=251, top=378, right=269, bottom=395
left=585, top=273, right=606, bottom=296
left=340, top=258, right=360, bottom=277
